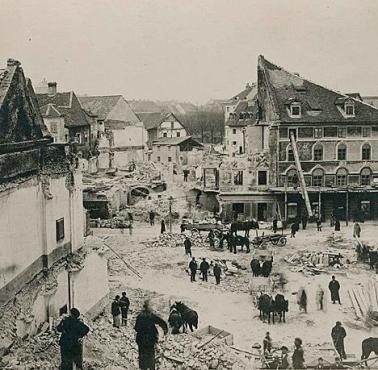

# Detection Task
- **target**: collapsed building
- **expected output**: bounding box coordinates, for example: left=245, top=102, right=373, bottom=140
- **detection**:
left=0, top=59, right=109, bottom=349
left=204, top=56, right=378, bottom=223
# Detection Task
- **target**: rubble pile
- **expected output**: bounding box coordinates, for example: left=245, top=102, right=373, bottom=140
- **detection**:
left=93, top=216, right=132, bottom=229
left=148, top=233, right=208, bottom=249
left=325, top=233, right=353, bottom=249
left=157, top=334, right=247, bottom=370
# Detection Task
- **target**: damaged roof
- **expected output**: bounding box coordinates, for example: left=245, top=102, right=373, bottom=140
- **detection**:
left=36, top=91, right=90, bottom=127
left=227, top=83, right=257, bottom=103
left=258, top=55, right=378, bottom=123
left=138, top=112, right=184, bottom=131
left=152, top=136, right=203, bottom=147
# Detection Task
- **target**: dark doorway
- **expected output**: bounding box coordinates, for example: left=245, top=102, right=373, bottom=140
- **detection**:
left=232, top=203, right=244, bottom=220
left=257, top=203, right=267, bottom=221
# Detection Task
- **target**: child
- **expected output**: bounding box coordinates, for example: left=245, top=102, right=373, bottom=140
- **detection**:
left=316, top=218, right=322, bottom=232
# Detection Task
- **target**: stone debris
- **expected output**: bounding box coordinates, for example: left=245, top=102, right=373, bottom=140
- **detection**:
left=325, top=233, right=353, bottom=249
left=147, top=233, right=208, bottom=249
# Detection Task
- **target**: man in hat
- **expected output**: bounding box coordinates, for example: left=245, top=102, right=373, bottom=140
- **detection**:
left=189, top=257, right=197, bottom=282
left=280, top=346, right=290, bottom=369
left=200, top=258, right=210, bottom=282
left=213, top=263, right=221, bottom=285
left=134, top=300, right=168, bottom=370
left=292, top=337, right=305, bottom=369
left=57, top=307, right=89, bottom=370
left=120, top=291, right=130, bottom=326
left=184, top=236, right=192, bottom=257
left=111, top=295, right=122, bottom=328
left=328, top=276, right=341, bottom=304
left=331, top=321, right=347, bottom=360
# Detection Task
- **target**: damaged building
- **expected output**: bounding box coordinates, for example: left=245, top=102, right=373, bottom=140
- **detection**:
left=207, top=56, right=378, bottom=223
left=0, top=59, right=109, bottom=346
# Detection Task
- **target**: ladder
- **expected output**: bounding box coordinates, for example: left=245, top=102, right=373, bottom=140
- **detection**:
left=289, top=132, right=313, bottom=218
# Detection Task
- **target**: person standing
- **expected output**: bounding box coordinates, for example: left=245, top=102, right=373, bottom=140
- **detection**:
left=335, top=219, right=341, bottom=232
left=291, top=222, right=299, bottom=238
left=263, top=332, right=272, bottom=354
left=200, top=258, right=209, bottom=282
left=331, top=321, right=347, bottom=360
left=329, top=276, right=341, bottom=304
left=189, top=257, right=197, bottom=282
left=134, top=300, right=168, bottom=370
left=297, top=287, right=307, bottom=313
left=160, top=219, right=166, bottom=234
left=208, top=230, right=215, bottom=248
left=272, top=215, right=278, bottom=234
left=111, top=295, right=122, bottom=328
left=149, top=210, right=155, bottom=226
left=213, top=263, right=221, bottom=285
left=120, top=291, right=130, bottom=326
left=353, top=222, right=361, bottom=238
left=280, top=346, right=290, bottom=369
left=302, top=213, right=308, bottom=230
left=316, top=285, right=325, bottom=311
left=183, top=169, right=189, bottom=182
left=292, top=338, right=305, bottom=369
left=316, top=218, right=322, bottom=232
left=57, top=308, right=89, bottom=370
left=184, top=236, right=192, bottom=257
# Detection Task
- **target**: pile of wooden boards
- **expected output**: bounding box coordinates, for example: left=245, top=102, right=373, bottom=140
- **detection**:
left=348, top=279, right=378, bottom=325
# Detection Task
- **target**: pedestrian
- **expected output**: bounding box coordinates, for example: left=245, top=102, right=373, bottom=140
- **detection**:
left=280, top=346, right=290, bottom=369
left=331, top=321, right=347, bottom=360
left=316, top=218, right=322, bottom=232
left=292, top=337, right=305, bottom=369
left=213, top=263, right=221, bottom=285
left=302, top=213, right=308, bottom=230
left=353, top=222, right=361, bottom=238
left=183, top=169, right=189, bottom=182
left=134, top=300, right=168, bottom=370
left=329, top=275, right=341, bottom=304
left=180, top=222, right=185, bottom=233
left=297, top=287, right=307, bottom=313
left=200, top=258, right=209, bottom=282
left=184, top=236, right=192, bottom=256
left=149, top=210, right=155, bottom=226
left=316, top=284, right=325, bottom=311
left=57, top=307, right=89, bottom=370
left=189, top=257, right=197, bottom=282
left=335, top=219, right=341, bottom=232
left=128, top=212, right=134, bottom=223
left=111, top=295, right=122, bottom=328
left=263, top=332, right=272, bottom=355
left=272, top=215, right=278, bottom=234
left=120, top=291, right=130, bottom=326
left=160, top=219, right=166, bottom=234
left=208, top=230, right=215, bottom=248
left=330, top=212, right=335, bottom=227
left=291, top=222, right=299, bottom=238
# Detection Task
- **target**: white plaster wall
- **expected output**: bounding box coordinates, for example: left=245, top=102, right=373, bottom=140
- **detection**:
left=0, top=178, right=43, bottom=290
left=226, top=126, right=245, bottom=155
left=106, top=98, right=140, bottom=124
left=43, top=117, right=66, bottom=143
left=159, top=121, right=187, bottom=138
left=98, top=151, right=110, bottom=169
left=71, top=252, right=109, bottom=314
left=112, top=125, right=147, bottom=148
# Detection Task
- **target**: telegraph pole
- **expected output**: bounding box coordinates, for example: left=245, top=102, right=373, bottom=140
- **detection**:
left=169, top=196, right=174, bottom=233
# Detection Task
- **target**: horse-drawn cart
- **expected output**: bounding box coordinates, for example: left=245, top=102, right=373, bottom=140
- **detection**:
left=181, top=222, right=225, bottom=237
left=252, top=233, right=287, bottom=248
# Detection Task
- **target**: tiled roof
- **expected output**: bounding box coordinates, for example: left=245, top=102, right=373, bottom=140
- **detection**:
left=152, top=136, right=203, bottom=147
left=40, top=103, right=62, bottom=118
left=78, top=95, right=122, bottom=120
left=36, top=92, right=89, bottom=127
left=258, top=56, right=378, bottom=123
left=137, top=112, right=163, bottom=130
left=226, top=83, right=257, bottom=104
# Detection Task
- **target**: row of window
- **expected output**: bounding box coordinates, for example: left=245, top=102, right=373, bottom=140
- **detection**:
left=162, top=131, right=181, bottom=138
left=233, top=170, right=268, bottom=186
left=289, top=101, right=355, bottom=118
left=280, top=126, right=373, bottom=139
left=286, top=142, right=372, bottom=161
left=285, top=167, right=373, bottom=187
left=157, top=156, right=172, bottom=162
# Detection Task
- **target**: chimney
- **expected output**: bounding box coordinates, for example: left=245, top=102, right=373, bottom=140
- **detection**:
left=48, top=82, right=57, bottom=95
left=7, top=59, right=21, bottom=67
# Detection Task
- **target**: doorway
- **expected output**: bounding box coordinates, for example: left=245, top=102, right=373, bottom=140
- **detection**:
left=232, top=203, right=245, bottom=220
left=257, top=203, right=267, bottom=221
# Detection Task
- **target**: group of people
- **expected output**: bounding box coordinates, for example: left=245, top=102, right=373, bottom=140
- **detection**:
left=188, top=257, right=222, bottom=285
left=111, top=292, right=130, bottom=328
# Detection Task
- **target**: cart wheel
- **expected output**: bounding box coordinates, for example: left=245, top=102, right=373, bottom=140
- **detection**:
left=272, top=239, right=278, bottom=246
left=191, top=228, right=199, bottom=235
left=278, top=237, right=287, bottom=246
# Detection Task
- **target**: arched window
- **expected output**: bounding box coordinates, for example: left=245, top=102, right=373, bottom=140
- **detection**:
left=362, top=143, right=371, bottom=160
left=337, top=143, right=347, bottom=160
left=313, top=143, right=323, bottom=161
left=336, top=168, right=348, bottom=186
left=312, top=168, right=324, bottom=187
left=286, top=169, right=298, bottom=186
left=361, top=167, right=372, bottom=186
left=287, top=145, right=294, bottom=161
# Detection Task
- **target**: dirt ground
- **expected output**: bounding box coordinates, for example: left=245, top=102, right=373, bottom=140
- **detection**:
left=91, top=219, right=378, bottom=367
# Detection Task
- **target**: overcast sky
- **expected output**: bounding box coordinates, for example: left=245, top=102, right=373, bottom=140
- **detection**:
left=1, top=0, right=378, bottom=104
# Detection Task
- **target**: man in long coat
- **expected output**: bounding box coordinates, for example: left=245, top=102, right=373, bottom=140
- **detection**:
left=57, top=308, right=89, bottom=370
left=134, top=301, right=168, bottom=370
left=199, top=258, right=209, bottom=282
left=329, top=276, right=341, bottom=304
left=189, top=257, right=197, bottom=282
left=331, top=321, right=347, bottom=359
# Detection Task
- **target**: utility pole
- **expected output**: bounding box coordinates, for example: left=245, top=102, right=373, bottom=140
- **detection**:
left=169, top=196, right=174, bottom=233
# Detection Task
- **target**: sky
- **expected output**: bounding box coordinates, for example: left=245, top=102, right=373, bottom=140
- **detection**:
left=0, top=0, right=378, bottom=104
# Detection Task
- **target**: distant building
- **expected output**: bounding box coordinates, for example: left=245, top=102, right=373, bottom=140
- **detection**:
left=138, top=112, right=187, bottom=147
left=223, top=83, right=257, bottom=156
left=150, top=136, right=203, bottom=165
left=79, top=95, right=147, bottom=168
left=0, top=59, right=108, bottom=335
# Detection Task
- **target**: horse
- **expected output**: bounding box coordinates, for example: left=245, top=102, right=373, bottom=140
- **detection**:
left=258, top=293, right=275, bottom=324
left=230, top=220, right=259, bottom=237
left=168, top=307, right=184, bottom=334
left=261, top=260, right=273, bottom=277
left=361, top=337, right=378, bottom=366
left=250, top=258, right=261, bottom=277
left=171, top=301, right=198, bottom=332
left=234, top=235, right=250, bottom=253
left=274, top=294, right=289, bottom=323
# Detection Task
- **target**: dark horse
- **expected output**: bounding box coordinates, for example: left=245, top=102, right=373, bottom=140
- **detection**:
left=274, top=294, right=289, bottom=323
left=250, top=258, right=261, bottom=277
left=258, top=293, right=275, bottom=324
left=361, top=337, right=378, bottom=366
left=171, top=301, right=198, bottom=332
left=230, top=220, right=259, bottom=237
left=168, top=307, right=183, bottom=334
